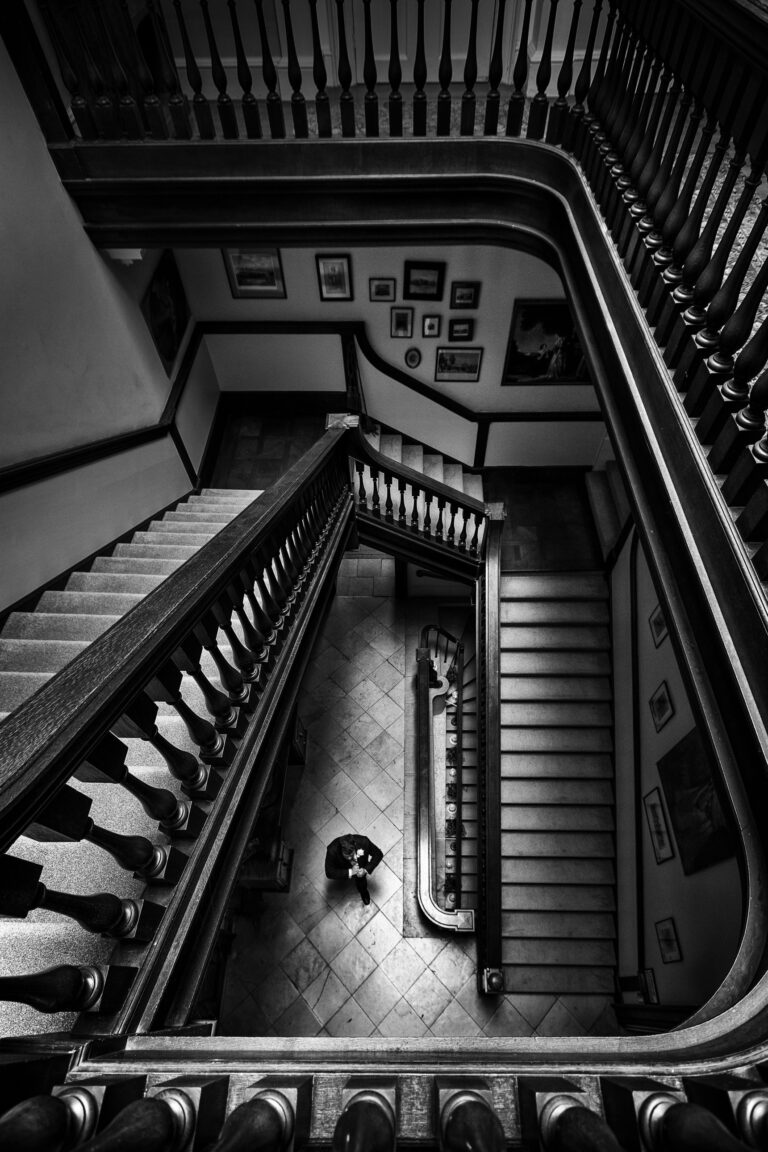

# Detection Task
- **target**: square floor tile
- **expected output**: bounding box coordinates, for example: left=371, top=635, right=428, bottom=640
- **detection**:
left=348, top=678, right=386, bottom=712
left=347, top=713, right=386, bottom=750
left=365, top=773, right=402, bottom=814
left=380, top=939, right=426, bottom=995
left=252, top=968, right=300, bottom=1024
left=408, top=936, right=447, bottom=965
left=429, top=944, right=476, bottom=993
left=536, top=1000, right=586, bottom=1037
left=384, top=792, right=404, bottom=828
left=381, top=887, right=403, bottom=932
left=339, top=790, right=381, bottom=831
left=303, top=968, right=349, bottom=1025
left=339, top=749, right=381, bottom=789
left=333, top=937, right=378, bottom=993
left=273, top=995, right=322, bottom=1036
left=368, top=694, right=403, bottom=731
left=370, top=629, right=401, bottom=658
left=404, top=967, right=455, bottom=1028
left=325, top=997, right=375, bottom=1037
left=321, top=770, right=360, bottom=812
left=558, top=994, right=612, bottom=1031
left=430, top=999, right=482, bottom=1037
left=369, top=660, right=402, bottom=694
left=368, top=860, right=400, bottom=906
left=354, top=967, right=402, bottom=1025
left=456, top=974, right=501, bottom=1028
left=281, top=937, right=326, bottom=993
left=384, top=836, right=403, bottom=879
left=332, top=696, right=366, bottom=731
left=482, top=998, right=535, bottom=1037
left=367, top=730, right=402, bottom=770
left=308, top=909, right=354, bottom=963
left=511, top=994, right=557, bottom=1030
left=357, top=910, right=402, bottom=964
left=377, top=997, right=429, bottom=1037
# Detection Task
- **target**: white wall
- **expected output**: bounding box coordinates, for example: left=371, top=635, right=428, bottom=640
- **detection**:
left=176, top=339, right=222, bottom=472
left=0, top=43, right=180, bottom=467
left=204, top=333, right=346, bottom=394
left=485, top=420, right=606, bottom=466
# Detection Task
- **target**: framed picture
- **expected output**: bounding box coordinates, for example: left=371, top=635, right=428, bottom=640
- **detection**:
left=450, top=280, right=481, bottom=309
left=391, top=306, right=414, bottom=338
left=449, top=317, right=475, bottom=342
left=405, top=347, right=421, bottom=369
left=640, top=968, right=659, bottom=1004
left=503, top=298, right=587, bottom=383
left=435, top=346, right=483, bottom=383
left=649, top=603, right=668, bottom=648
left=658, top=728, right=736, bottom=875
left=141, top=249, right=190, bottom=375
left=223, top=247, right=286, bottom=299
left=316, top=254, right=352, bottom=300
left=643, top=787, right=674, bottom=864
left=370, top=277, right=395, bottom=302
left=655, top=917, right=682, bottom=964
left=404, top=260, right=446, bottom=301
left=423, top=315, right=441, bottom=338
left=649, top=681, right=674, bottom=732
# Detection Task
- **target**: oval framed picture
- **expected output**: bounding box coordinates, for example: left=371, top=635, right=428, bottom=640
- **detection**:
left=405, top=347, right=422, bottom=369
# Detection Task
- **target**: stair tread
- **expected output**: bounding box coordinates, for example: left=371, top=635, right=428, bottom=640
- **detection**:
left=131, top=531, right=216, bottom=546
left=501, top=728, right=613, bottom=753
left=501, top=910, right=616, bottom=937
left=113, top=542, right=198, bottom=559
left=402, top=444, right=424, bottom=470
left=501, top=965, right=615, bottom=994
left=443, top=463, right=465, bottom=493
left=37, top=591, right=143, bottom=615
left=379, top=434, right=403, bottom=462
left=463, top=473, right=484, bottom=502
left=501, top=805, right=614, bottom=832
left=422, top=454, right=444, bottom=483
left=501, top=625, right=610, bottom=650
left=92, top=557, right=184, bottom=576
left=500, top=573, right=607, bottom=599
left=501, top=651, right=611, bottom=676
left=501, top=676, right=612, bottom=701
left=66, top=571, right=166, bottom=594
left=501, top=753, right=614, bottom=778
left=503, top=938, right=615, bottom=965
left=0, top=639, right=89, bottom=672
left=501, top=601, right=609, bottom=625
left=502, top=884, right=615, bottom=911
left=146, top=520, right=218, bottom=537
left=501, top=831, right=615, bottom=857
left=502, top=857, right=615, bottom=884
left=500, top=702, right=613, bottom=727
left=501, top=779, right=614, bottom=805
left=1, top=613, right=120, bottom=641
left=0, top=671, right=53, bottom=710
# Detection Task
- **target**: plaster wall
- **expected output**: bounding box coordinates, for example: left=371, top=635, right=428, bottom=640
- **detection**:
left=175, top=340, right=222, bottom=472
left=204, top=333, right=345, bottom=394
left=484, top=419, right=605, bottom=466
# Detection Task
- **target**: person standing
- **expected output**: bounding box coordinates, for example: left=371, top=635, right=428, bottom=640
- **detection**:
left=324, top=833, right=383, bottom=906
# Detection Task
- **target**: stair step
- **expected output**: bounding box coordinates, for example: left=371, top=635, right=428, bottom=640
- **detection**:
left=501, top=910, right=616, bottom=938
left=501, top=651, right=611, bottom=676
left=92, top=556, right=184, bottom=576
left=0, top=672, right=52, bottom=711
left=146, top=520, right=218, bottom=538
left=501, top=626, right=610, bottom=650
left=66, top=571, right=166, bottom=595
left=501, top=964, right=615, bottom=994
left=402, top=444, right=424, bottom=471
left=501, top=753, right=614, bottom=778
left=502, top=857, right=614, bottom=884
left=500, top=702, right=613, bottom=727
left=199, top=488, right=256, bottom=498
left=422, top=454, right=444, bottom=484
left=501, top=805, right=614, bottom=832
left=0, top=639, right=89, bottom=673
left=502, top=676, right=612, bottom=701
left=503, top=938, right=616, bottom=966
left=501, top=728, right=613, bottom=753
left=501, top=832, right=614, bottom=857
left=175, top=501, right=251, bottom=516
left=462, top=473, right=484, bottom=502
left=37, top=590, right=143, bottom=615
left=501, top=600, right=609, bottom=625
left=379, top=434, right=403, bottom=463
left=500, top=573, right=607, bottom=600
left=502, top=884, right=615, bottom=911
left=112, top=542, right=198, bottom=560
left=501, top=779, right=614, bottom=805
left=163, top=511, right=233, bottom=525
left=443, top=463, right=465, bottom=493
left=131, top=531, right=215, bottom=548
left=1, top=613, right=120, bottom=641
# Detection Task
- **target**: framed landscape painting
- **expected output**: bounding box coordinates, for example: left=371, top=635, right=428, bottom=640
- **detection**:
left=503, top=298, right=587, bottom=383
left=435, top=346, right=483, bottom=383
left=404, top=260, right=446, bottom=301
left=316, top=254, right=352, bottom=300
left=657, top=728, right=736, bottom=875
left=223, top=248, right=286, bottom=298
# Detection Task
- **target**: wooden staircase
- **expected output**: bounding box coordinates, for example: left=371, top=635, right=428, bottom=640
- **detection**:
left=498, top=571, right=616, bottom=995
left=365, top=424, right=484, bottom=504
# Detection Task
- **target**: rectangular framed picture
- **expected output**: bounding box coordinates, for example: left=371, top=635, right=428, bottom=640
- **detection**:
left=643, top=787, right=675, bottom=864
left=404, top=260, right=446, bottom=301
left=655, top=917, right=682, bottom=963
left=503, top=298, right=587, bottom=383
left=316, top=254, right=352, bottom=300
left=657, top=728, right=736, bottom=875
left=369, top=277, right=395, bottom=302
left=435, top=346, right=483, bottom=383
left=649, top=681, right=674, bottom=732
left=450, top=280, right=481, bottom=309
left=449, top=317, right=475, bottom=342
left=223, top=247, right=286, bottom=299
left=423, top=315, right=441, bottom=338
left=649, top=603, right=668, bottom=648
left=390, top=306, right=414, bottom=338
left=141, top=249, right=190, bottom=375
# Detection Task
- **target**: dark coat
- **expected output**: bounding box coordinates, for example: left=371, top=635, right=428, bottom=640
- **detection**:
left=324, top=834, right=383, bottom=881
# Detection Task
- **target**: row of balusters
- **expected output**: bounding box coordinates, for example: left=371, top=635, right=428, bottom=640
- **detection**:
left=570, top=0, right=768, bottom=567
left=3, top=1077, right=768, bottom=1152
left=0, top=470, right=348, bottom=1018
left=353, top=459, right=485, bottom=555
left=39, top=0, right=595, bottom=143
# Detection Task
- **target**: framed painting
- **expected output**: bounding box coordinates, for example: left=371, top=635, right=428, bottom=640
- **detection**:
left=223, top=248, right=286, bottom=298
left=449, top=317, right=475, bottom=342
left=423, top=315, right=441, bottom=338
left=503, top=298, right=587, bottom=383
left=141, top=249, right=190, bottom=375
left=435, top=347, right=483, bottom=383
left=391, top=307, right=414, bottom=338
left=450, top=280, right=481, bottom=309
left=649, top=681, right=674, bottom=732
left=404, top=260, right=446, bottom=301
left=643, top=787, right=674, bottom=864
left=657, top=727, right=736, bottom=875
left=316, top=254, right=352, bottom=300
left=370, top=277, right=395, bottom=302
left=655, top=917, right=682, bottom=963
left=649, top=603, right=668, bottom=648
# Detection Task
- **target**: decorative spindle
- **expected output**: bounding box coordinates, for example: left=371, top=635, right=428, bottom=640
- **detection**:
left=441, top=1091, right=505, bottom=1152
left=435, top=496, right=445, bottom=540
left=145, top=0, right=185, bottom=138
left=398, top=479, right=407, bottom=525
left=371, top=467, right=381, bottom=517
left=171, top=690, right=229, bottom=756
left=674, top=150, right=748, bottom=311
left=357, top=461, right=368, bottom=508
left=308, top=0, right=331, bottom=137
left=76, top=1097, right=183, bottom=1152
left=469, top=512, right=482, bottom=556
left=437, top=0, right=453, bottom=137
left=447, top=503, right=458, bottom=546
left=484, top=0, right=508, bottom=136
left=228, top=0, right=262, bottom=137
left=460, top=0, right=480, bottom=136
left=546, top=0, right=582, bottom=144
left=173, top=0, right=215, bottom=138
left=253, top=0, right=285, bottom=138
left=413, top=0, right=428, bottom=136
left=641, top=1099, right=755, bottom=1152
left=723, top=311, right=768, bottom=409
left=411, top=486, right=421, bottom=531
left=698, top=194, right=768, bottom=352
left=539, top=1097, right=625, bottom=1152
left=91, top=0, right=143, bottom=139
left=71, top=3, right=120, bottom=139
left=527, top=0, right=560, bottom=140
left=361, top=0, right=378, bottom=136
left=0, top=1096, right=70, bottom=1150
left=38, top=0, right=98, bottom=139
left=388, top=0, right=403, bottom=137
left=384, top=472, right=394, bottom=520
left=423, top=492, right=433, bottom=537
left=281, top=0, right=308, bottom=137
left=208, top=1092, right=294, bottom=1152
left=507, top=0, right=533, bottom=136
left=333, top=1092, right=395, bottom=1152
left=335, top=0, right=355, bottom=137
left=200, top=0, right=237, bottom=138
left=740, top=370, right=768, bottom=459
left=581, top=0, right=616, bottom=179
left=565, top=0, right=603, bottom=155
left=115, top=704, right=216, bottom=800
left=0, top=964, right=103, bottom=1013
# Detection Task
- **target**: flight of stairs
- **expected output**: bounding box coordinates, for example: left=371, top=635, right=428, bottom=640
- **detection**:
left=364, top=424, right=484, bottom=504
left=0, top=489, right=260, bottom=722
left=499, top=571, right=616, bottom=995
left=445, top=617, right=479, bottom=910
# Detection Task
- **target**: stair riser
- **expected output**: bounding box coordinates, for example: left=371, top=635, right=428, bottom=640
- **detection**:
left=502, top=884, right=615, bottom=911
left=500, top=807, right=614, bottom=832
left=501, top=602, right=609, bottom=625
left=501, top=573, right=608, bottom=600
left=501, top=832, right=614, bottom=857
left=501, top=626, right=610, bottom=650
left=501, top=911, right=616, bottom=938
left=500, top=702, right=613, bottom=727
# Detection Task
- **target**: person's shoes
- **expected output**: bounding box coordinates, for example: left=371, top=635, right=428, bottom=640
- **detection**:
left=361, top=889, right=371, bottom=906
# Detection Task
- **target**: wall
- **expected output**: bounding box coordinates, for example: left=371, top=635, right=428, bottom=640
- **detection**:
left=611, top=529, right=742, bottom=1008
left=175, top=339, right=222, bottom=473
left=0, top=43, right=182, bottom=467
left=204, top=333, right=345, bottom=394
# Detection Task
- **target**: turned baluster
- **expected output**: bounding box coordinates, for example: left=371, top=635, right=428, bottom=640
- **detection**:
left=387, top=0, right=403, bottom=136
left=483, top=0, right=508, bottom=136
left=198, top=0, right=237, bottom=138
left=75, top=731, right=202, bottom=838
left=410, top=485, right=421, bottom=532
left=70, top=2, right=120, bottom=139
left=617, top=48, right=668, bottom=212
left=208, top=1091, right=295, bottom=1151
left=77, top=1097, right=189, bottom=1152
left=172, top=0, right=214, bottom=138
left=253, top=549, right=287, bottom=628
left=146, top=0, right=187, bottom=138
left=423, top=491, right=433, bottom=537
left=696, top=194, right=768, bottom=358
left=0, top=854, right=154, bottom=940
left=608, top=7, right=661, bottom=214
left=115, top=698, right=217, bottom=800
left=368, top=467, right=380, bottom=517
left=506, top=0, right=534, bottom=137
left=0, top=1094, right=78, bottom=1151
left=281, top=0, right=307, bottom=137
left=38, top=1, right=98, bottom=139
left=398, top=478, right=408, bottom=526
left=469, top=512, right=482, bottom=556
left=254, top=0, right=285, bottom=138
left=640, top=1096, right=754, bottom=1152
left=435, top=496, right=446, bottom=540
left=228, top=0, right=262, bottom=138
left=447, top=502, right=458, bottom=546
left=150, top=662, right=231, bottom=759
left=581, top=0, right=616, bottom=180
left=740, top=370, right=768, bottom=463
left=90, top=0, right=143, bottom=140
left=413, top=0, right=428, bottom=136
left=281, top=521, right=302, bottom=584
left=232, top=578, right=272, bottom=652
left=458, top=508, right=468, bottom=551
left=441, top=1091, right=505, bottom=1152
left=437, top=0, right=453, bottom=137
left=590, top=5, right=636, bottom=203
left=0, top=964, right=104, bottom=1015
left=173, top=638, right=240, bottom=731
left=383, top=472, right=395, bottom=521
left=698, top=259, right=768, bottom=403
left=625, top=68, right=685, bottom=251
left=196, top=616, right=250, bottom=704
left=546, top=0, right=582, bottom=145
left=538, top=1096, right=625, bottom=1152
left=460, top=0, right=480, bottom=136
left=359, top=0, right=378, bottom=136
left=333, top=1091, right=395, bottom=1152
left=273, top=538, right=297, bottom=606
left=527, top=0, right=560, bottom=140
left=708, top=368, right=768, bottom=476
left=565, top=0, right=603, bottom=156
left=356, top=460, right=368, bottom=508
left=25, top=783, right=182, bottom=886
left=335, top=0, right=355, bottom=137
left=308, top=0, right=332, bottom=137
left=265, top=546, right=294, bottom=618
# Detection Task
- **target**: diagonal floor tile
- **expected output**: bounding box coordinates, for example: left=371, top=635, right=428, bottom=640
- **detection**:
left=325, top=997, right=375, bottom=1037
left=333, top=937, right=378, bottom=993
left=308, top=909, right=354, bottom=963
left=355, top=967, right=402, bottom=1025
left=378, top=998, right=429, bottom=1037
left=357, top=909, right=402, bottom=964
left=303, top=968, right=349, bottom=1025
left=404, top=967, right=455, bottom=1028
left=281, top=937, right=327, bottom=993
left=482, top=999, right=534, bottom=1037
left=380, top=938, right=426, bottom=995
left=430, top=999, right=482, bottom=1037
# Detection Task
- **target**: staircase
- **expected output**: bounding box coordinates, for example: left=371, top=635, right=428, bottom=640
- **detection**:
left=365, top=424, right=484, bottom=503
left=498, top=571, right=616, bottom=995
left=441, top=609, right=479, bottom=911
left=0, top=490, right=260, bottom=721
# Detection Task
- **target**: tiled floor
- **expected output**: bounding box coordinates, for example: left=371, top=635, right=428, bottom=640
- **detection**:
left=218, top=548, right=620, bottom=1039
